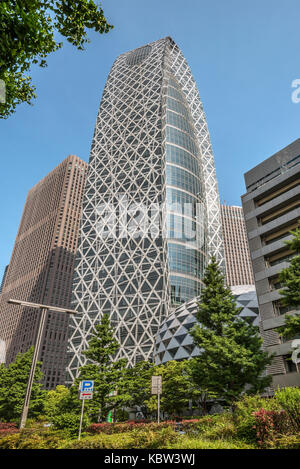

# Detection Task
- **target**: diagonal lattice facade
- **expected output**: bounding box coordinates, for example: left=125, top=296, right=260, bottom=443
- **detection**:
left=67, top=37, right=224, bottom=382
left=154, top=286, right=259, bottom=365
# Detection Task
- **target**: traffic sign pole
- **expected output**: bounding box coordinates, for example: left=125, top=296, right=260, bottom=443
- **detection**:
left=151, top=376, right=162, bottom=424
left=78, top=380, right=94, bottom=440
left=78, top=398, right=85, bottom=441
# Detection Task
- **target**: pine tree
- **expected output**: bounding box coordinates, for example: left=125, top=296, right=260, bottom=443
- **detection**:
left=0, top=347, right=45, bottom=422
left=63, top=314, right=127, bottom=422
left=189, top=257, right=272, bottom=406
left=278, top=224, right=300, bottom=339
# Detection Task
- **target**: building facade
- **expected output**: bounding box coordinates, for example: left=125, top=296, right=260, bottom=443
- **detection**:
left=0, top=265, right=8, bottom=294
left=0, top=155, right=88, bottom=388
left=67, top=37, right=224, bottom=380
left=154, top=285, right=259, bottom=365
left=241, top=138, right=300, bottom=388
left=221, top=205, right=254, bottom=286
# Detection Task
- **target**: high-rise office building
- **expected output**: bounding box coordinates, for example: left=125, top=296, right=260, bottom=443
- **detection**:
left=67, top=37, right=224, bottom=380
left=221, top=205, right=254, bottom=286
left=242, top=138, right=300, bottom=388
left=0, top=265, right=8, bottom=294
left=0, top=155, right=88, bottom=388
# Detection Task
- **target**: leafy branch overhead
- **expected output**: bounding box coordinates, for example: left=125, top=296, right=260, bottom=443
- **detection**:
left=0, top=0, right=113, bottom=118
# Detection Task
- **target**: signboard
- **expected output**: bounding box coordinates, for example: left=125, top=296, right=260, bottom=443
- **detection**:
left=79, top=380, right=94, bottom=392
left=151, top=375, right=162, bottom=394
left=79, top=380, right=94, bottom=400
left=79, top=392, right=93, bottom=400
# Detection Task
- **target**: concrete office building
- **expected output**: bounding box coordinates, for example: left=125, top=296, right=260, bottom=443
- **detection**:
left=242, top=138, right=300, bottom=388
left=0, top=155, right=88, bottom=388
left=67, top=37, right=224, bottom=381
left=221, top=205, right=254, bottom=286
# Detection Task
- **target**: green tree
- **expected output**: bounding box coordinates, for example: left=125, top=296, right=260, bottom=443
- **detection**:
left=184, top=362, right=218, bottom=415
left=144, top=361, right=194, bottom=418
left=189, top=257, right=272, bottom=406
left=59, top=314, right=127, bottom=423
left=0, top=347, right=45, bottom=422
left=44, top=385, right=70, bottom=420
left=118, top=360, right=154, bottom=418
left=278, top=224, right=300, bottom=339
left=0, top=0, right=113, bottom=118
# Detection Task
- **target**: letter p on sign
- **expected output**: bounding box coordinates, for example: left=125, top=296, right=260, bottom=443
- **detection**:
left=81, top=380, right=94, bottom=392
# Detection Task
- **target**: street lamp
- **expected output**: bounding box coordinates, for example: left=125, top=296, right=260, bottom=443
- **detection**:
left=8, top=298, right=79, bottom=429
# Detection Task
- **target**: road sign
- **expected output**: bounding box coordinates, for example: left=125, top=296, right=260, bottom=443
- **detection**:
left=79, top=380, right=94, bottom=392
left=78, top=382, right=94, bottom=441
left=79, top=392, right=93, bottom=400
left=151, top=375, right=162, bottom=394
left=79, top=380, right=94, bottom=400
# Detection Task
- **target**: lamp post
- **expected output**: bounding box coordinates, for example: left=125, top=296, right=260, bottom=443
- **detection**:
left=8, top=299, right=78, bottom=429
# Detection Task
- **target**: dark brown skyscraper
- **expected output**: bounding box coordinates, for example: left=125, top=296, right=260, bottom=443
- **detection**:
left=221, top=204, right=254, bottom=286
left=0, top=155, right=88, bottom=388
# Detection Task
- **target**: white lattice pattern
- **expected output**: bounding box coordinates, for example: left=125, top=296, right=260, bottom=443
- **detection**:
left=67, top=37, right=224, bottom=382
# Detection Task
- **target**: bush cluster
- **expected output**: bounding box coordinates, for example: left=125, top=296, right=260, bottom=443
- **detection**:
left=0, top=428, right=63, bottom=449
left=0, top=422, right=19, bottom=436
left=62, top=426, right=179, bottom=449
left=0, top=388, right=299, bottom=449
left=235, top=389, right=300, bottom=448
left=87, top=419, right=200, bottom=435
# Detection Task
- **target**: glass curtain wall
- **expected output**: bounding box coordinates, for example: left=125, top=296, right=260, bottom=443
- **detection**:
left=165, top=77, right=206, bottom=306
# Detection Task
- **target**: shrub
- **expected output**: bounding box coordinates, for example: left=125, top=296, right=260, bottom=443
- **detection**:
left=0, top=427, right=65, bottom=449
left=252, top=408, right=277, bottom=448
left=61, top=427, right=179, bottom=449
left=53, top=412, right=90, bottom=436
left=61, top=433, right=135, bottom=449
left=234, top=395, right=281, bottom=441
left=253, top=406, right=296, bottom=448
left=167, top=436, right=257, bottom=449
left=0, top=422, right=19, bottom=437
left=130, top=427, right=179, bottom=449
left=199, top=414, right=236, bottom=441
left=0, top=433, right=21, bottom=449
left=87, top=419, right=201, bottom=435
left=275, top=387, right=300, bottom=431
left=273, top=434, right=300, bottom=450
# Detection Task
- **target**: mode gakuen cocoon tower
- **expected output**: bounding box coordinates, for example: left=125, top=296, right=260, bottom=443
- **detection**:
left=67, top=37, right=224, bottom=380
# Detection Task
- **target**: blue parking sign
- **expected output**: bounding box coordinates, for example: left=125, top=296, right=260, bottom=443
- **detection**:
left=80, top=380, right=94, bottom=392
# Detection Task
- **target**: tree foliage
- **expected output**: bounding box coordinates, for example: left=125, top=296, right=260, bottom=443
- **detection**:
left=145, top=361, right=193, bottom=417
left=189, top=257, right=272, bottom=405
left=0, top=347, right=45, bottom=422
left=0, top=0, right=113, bottom=118
left=278, top=224, right=300, bottom=339
left=118, top=360, right=154, bottom=416
left=59, top=314, right=127, bottom=422
left=44, top=385, right=69, bottom=420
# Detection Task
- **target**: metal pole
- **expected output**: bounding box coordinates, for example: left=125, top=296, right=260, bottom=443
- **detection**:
left=19, top=307, right=48, bottom=429
left=78, top=398, right=85, bottom=441
left=157, top=392, right=160, bottom=424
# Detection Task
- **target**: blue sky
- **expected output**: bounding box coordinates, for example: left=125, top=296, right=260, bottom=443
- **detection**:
left=1, top=0, right=300, bottom=279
